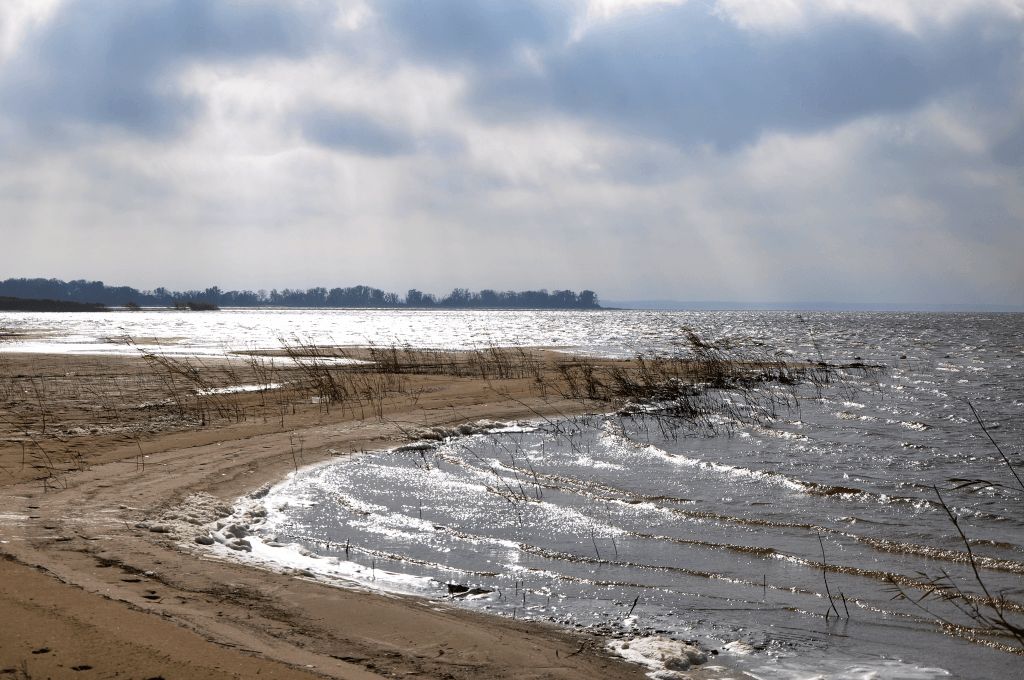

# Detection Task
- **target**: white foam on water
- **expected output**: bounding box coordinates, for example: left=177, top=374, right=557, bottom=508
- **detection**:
left=738, top=656, right=951, bottom=680
left=572, top=455, right=626, bottom=470
left=197, top=480, right=447, bottom=600
left=598, top=423, right=807, bottom=493
left=209, top=532, right=443, bottom=598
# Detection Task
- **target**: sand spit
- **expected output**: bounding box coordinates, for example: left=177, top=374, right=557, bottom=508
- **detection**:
left=0, top=350, right=744, bottom=679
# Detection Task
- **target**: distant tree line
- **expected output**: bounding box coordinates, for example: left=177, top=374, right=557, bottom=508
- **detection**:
left=0, top=278, right=601, bottom=310
left=0, top=296, right=107, bottom=312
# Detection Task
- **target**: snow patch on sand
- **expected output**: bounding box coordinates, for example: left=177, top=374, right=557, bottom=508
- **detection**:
left=195, top=382, right=281, bottom=396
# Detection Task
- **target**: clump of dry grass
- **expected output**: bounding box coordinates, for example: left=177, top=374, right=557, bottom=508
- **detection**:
left=0, top=338, right=551, bottom=484
left=545, top=328, right=873, bottom=433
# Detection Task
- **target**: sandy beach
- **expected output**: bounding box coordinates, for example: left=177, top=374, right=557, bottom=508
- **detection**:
left=0, top=349, right=734, bottom=679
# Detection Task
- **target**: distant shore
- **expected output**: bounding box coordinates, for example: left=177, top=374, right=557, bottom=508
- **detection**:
left=0, top=296, right=107, bottom=312
left=0, top=277, right=603, bottom=310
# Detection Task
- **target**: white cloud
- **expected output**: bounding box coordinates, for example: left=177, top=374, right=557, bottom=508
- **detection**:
left=0, top=0, right=60, bottom=63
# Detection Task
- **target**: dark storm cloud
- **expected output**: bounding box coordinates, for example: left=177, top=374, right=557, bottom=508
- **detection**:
left=0, top=0, right=333, bottom=139
left=300, top=108, right=416, bottom=157
left=454, top=3, right=1023, bottom=150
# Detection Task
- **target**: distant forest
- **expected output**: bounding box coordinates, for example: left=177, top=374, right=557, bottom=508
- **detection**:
left=0, top=296, right=107, bottom=312
left=0, top=278, right=601, bottom=310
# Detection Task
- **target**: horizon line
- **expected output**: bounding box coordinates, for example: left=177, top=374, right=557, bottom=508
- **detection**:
left=605, top=299, right=1024, bottom=313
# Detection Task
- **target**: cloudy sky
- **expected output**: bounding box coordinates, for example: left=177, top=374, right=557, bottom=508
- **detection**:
left=1, top=0, right=1022, bottom=306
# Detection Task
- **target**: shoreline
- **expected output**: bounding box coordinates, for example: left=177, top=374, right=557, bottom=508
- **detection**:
left=195, top=430, right=736, bottom=679
left=0, top=350, right=739, bottom=679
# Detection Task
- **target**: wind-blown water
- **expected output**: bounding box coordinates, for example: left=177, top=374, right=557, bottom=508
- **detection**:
left=3, top=309, right=1022, bottom=678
